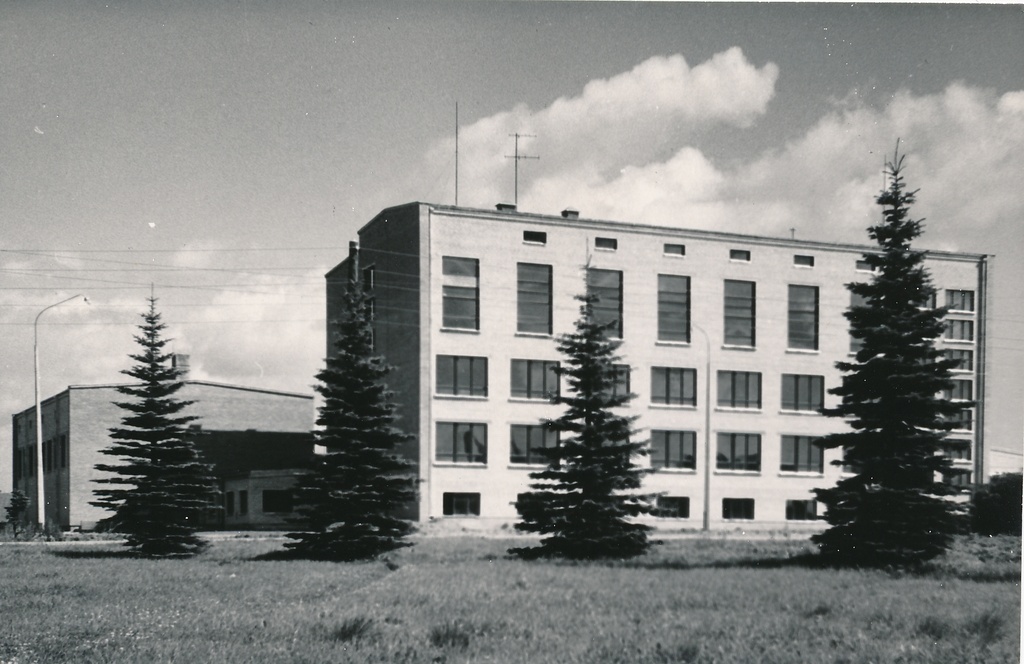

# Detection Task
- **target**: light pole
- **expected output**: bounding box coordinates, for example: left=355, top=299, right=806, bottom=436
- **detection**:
left=692, top=323, right=713, bottom=532
left=34, top=294, right=87, bottom=530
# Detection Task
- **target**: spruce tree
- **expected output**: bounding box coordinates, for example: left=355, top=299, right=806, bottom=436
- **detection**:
left=813, top=148, right=969, bottom=567
left=285, top=273, right=417, bottom=561
left=511, top=293, right=653, bottom=560
left=4, top=489, right=29, bottom=539
left=92, top=298, right=217, bottom=557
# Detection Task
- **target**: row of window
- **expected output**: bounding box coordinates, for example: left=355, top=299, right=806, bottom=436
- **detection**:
left=439, top=356, right=976, bottom=410
left=223, top=489, right=293, bottom=517
left=439, top=257, right=976, bottom=348
left=11, top=436, right=70, bottom=481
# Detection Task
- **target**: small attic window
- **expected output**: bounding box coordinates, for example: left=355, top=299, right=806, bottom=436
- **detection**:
left=856, top=259, right=875, bottom=271
left=523, top=230, right=547, bottom=245
left=794, top=255, right=814, bottom=267
left=730, top=249, right=751, bottom=262
left=595, top=237, right=618, bottom=251
left=664, top=243, right=686, bottom=256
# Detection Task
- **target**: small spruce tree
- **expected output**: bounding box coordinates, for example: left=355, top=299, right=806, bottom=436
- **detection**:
left=511, top=293, right=652, bottom=560
left=4, top=489, right=30, bottom=539
left=285, top=273, right=417, bottom=561
left=813, top=147, right=968, bottom=567
left=92, top=298, right=217, bottom=557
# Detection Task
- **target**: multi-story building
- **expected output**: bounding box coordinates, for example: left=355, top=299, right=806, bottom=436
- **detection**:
left=326, top=202, right=988, bottom=531
left=10, top=357, right=315, bottom=530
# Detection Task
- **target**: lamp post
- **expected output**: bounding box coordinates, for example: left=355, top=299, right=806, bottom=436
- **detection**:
left=34, top=294, right=86, bottom=529
left=692, top=323, right=713, bottom=532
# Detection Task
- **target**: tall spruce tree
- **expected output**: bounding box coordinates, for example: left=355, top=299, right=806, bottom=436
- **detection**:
left=511, top=293, right=653, bottom=560
left=285, top=272, right=417, bottom=561
left=813, top=148, right=969, bottom=567
left=92, top=298, right=216, bottom=557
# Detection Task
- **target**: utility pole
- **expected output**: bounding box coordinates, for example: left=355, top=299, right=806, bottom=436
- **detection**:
left=505, top=133, right=538, bottom=207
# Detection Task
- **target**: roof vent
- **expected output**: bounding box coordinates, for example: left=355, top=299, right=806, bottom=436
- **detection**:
left=561, top=208, right=579, bottom=219
left=496, top=203, right=517, bottom=212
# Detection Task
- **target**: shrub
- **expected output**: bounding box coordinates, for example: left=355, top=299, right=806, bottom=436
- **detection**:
left=972, top=473, right=1022, bottom=536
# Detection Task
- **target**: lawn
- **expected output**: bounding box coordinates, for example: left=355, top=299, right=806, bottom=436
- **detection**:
left=0, top=534, right=1018, bottom=664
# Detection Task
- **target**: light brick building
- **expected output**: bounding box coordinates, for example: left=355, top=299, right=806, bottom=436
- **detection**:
left=327, top=202, right=988, bottom=531
left=11, top=372, right=314, bottom=530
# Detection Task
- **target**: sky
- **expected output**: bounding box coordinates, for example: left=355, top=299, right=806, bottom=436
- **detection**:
left=1, top=2, right=1022, bottom=491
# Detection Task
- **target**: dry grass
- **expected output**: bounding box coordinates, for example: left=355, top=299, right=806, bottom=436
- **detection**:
left=0, top=535, right=1018, bottom=663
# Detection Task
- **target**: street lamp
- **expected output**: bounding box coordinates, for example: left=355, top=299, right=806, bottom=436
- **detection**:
left=691, top=323, right=713, bottom=532
left=34, top=294, right=87, bottom=529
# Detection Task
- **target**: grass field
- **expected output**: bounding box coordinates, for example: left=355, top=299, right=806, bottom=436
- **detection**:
left=0, top=534, right=1018, bottom=663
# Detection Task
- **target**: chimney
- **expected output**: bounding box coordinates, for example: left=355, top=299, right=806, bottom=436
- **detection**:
left=347, top=240, right=360, bottom=282
left=172, top=353, right=190, bottom=378
left=496, top=203, right=517, bottom=212
left=561, top=207, right=579, bottom=219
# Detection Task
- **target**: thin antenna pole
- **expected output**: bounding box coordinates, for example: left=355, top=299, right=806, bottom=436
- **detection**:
left=455, top=102, right=459, bottom=206
left=505, top=133, right=538, bottom=207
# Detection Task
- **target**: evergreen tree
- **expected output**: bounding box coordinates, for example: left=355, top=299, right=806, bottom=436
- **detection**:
left=92, top=298, right=217, bottom=557
left=813, top=148, right=968, bottom=567
left=4, top=489, right=29, bottom=539
left=511, top=293, right=653, bottom=560
left=285, top=273, right=417, bottom=561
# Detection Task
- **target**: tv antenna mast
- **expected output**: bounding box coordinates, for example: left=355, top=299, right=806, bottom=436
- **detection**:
left=505, top=133, right=538, bottom=207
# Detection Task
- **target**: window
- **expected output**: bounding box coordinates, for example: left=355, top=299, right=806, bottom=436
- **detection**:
left=785, top=500, right=819, bottom=521
left=781, top=374, right=824, bottom=412
left=362, top=266, right=375, bottom=290
left=730, top=249, right=751, bottom=262
left=517, top=263, right=552, bottom=334
left=510, top=359, right=559, bottom=400
left=946, top=289, right=975, bottom=312
left=650, top=430, right=696, bottom=470
left=587, top=269, right=623, bottom=337
left=261, top=490, right=293, bottom=514
left=794, top=255, right=815, bottom=267
left=946, top=349, right=974, bottom=372
left=914, top=290, right=937, bottom=309
left=944, top=379, right=973, bottom=402
left=943, top=440, right=972, bottom=461
left=436, top=423, right=487, bottom=463
left=225, top=492, right=235, bottom=517
left=946, top=320, right=974, bottom=342
left=654, top=496, right=690, bottom=519
left=595, top=237, right=618, bottom=251
left=780, top=436, right=823, bottom=473
left=510, top=425, right=557, bottom=465
left=788, top=285, right=819, bottom=350
left=443, top=492, right=480, bottom=516
left=239, top=490, right=249, bottom=515
left=664, top=243, right=685, bottom=256
left=60, top=434, right=68, bottom=469
left=608, top=364, right=631, bottom=399
left=523, top=230, right=547, bottom=245
left=943, top=469, right=972, bottom=489
left=716, top=433, right=761, bottom=471
left=718, top=371, right=761, bottom=409
left=436, top=355, right=488, bottom=397
left=657, top=274, right=690, bottom=342
left=651, top=367, right=697, bottom=406
left=948, top=409, right=973, bottom=431
left=722, top=498, right=755, bottom=520
left=723, top=280, right=755, bottom=346
left=856, top=258, right=876, bottom=271
left=849, top=292, right=867, bottom=353
left=442, top=257, right=479, bottom=330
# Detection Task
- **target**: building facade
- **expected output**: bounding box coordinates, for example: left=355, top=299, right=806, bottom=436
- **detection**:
left=11, top=377, right=314, bottom=530
left=327, top=202, right=988, bottom=531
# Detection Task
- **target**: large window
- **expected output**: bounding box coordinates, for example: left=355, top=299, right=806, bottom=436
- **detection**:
left=781, top=374, right=824, bottom=412
left=650, top=430, right=696, bottom=470
left=948, top=409, right=973, bottom=431
left=716, top=433, right=761, bottom=471
left=849, top=292, right=867, bottom=353
left=654, top=496, right=690, bottom=519
left=785, top=500, right=819, bottom=521
left=717, top=371, right=761, bottom=409
left=603, top=364, right=631, bottom=400
left=651, top=367, right=697, bottom=406
left=510, top=359, right=559, bottom=400
left=943, top=440, right=972, bottom=461
left=946, top=289, right=975, bottom=312
left=945, top=349, right=974, bottom=372
left=724, top=280, right=755, bottom=346
left=436, top=423, right=487, bottom=464
left=510, top=425, right=557, bottom=465
left=517, top=263, right=552, bottom=334
left=657, top=274, right=690, bottom=342
left=780, top=435, right=823, bottom=473
left=587, top=269, right=623, bottom=337
left=443, top=492, right=480, bottom=516
left=946, top=320, right=974, bottom=342
left=788, top=285, right=819, bottom=350
left=436, top=355, right=488, bottom=397
left=722, top=498, right=755, bottom=520
left=442, top=257, right=479, bottom=330
left=944, top=379, right=973, bottom=402
left=261, top=490, right=293, bottom=514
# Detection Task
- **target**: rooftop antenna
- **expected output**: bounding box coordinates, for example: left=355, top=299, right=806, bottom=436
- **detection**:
left=505, top=132, right=538, bottom=207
